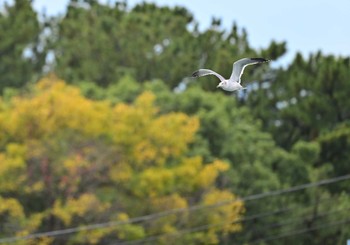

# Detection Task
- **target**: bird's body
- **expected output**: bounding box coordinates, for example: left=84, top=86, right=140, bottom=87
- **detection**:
left=191, top=57, right=270, bottom=91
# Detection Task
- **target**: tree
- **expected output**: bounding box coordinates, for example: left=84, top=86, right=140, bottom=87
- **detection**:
left=246, top=53, right=350, bottom=149
left=0, top=77, right=244, bottom=244
left=102, top=77, right=350, bottom=245
left=242, top=52, right=350, bottom=244
left=1, top=1, right=348, bottom=244
left=51, top=1, right=286, bottom=89
left=52, top=1, right=194, bottom=87
left=245, top=52, right=350, bottom=179
left=0, top=0, right=46, bottom=92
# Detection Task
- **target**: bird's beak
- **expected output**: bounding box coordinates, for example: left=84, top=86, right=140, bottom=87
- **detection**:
left=217, top=84, right=221, bottom=88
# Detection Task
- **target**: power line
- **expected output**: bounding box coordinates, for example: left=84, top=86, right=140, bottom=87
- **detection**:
left=115, top=206, right=350, bottom=245
left=246, top=207, right=350, bottom=236
left=249, top=218, right=350, bottom=244
left=0, top=174, right=349, bottom=243
left=239, top=208, right=350, bottom=244
left=115, top=219, right=236, bottom=245
left=114, top=195, right=344, bottom=244
left=241, top=195, right=337, bottom=230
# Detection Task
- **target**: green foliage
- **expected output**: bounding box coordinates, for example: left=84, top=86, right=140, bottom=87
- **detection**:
left=1, top=1, right=349, bottom=244
left=247, top=53, right=350, bottom=147
left=51, top=1, right=193, bottom=87
left=245, top=52, right=350, bottom=183
left=50, top=1, right=285, bottom=89
left=0, top=0, right=46, bottom=92
left=0, top=78, right=244, bottom=244
left=242, top=52, right=350, bottom=244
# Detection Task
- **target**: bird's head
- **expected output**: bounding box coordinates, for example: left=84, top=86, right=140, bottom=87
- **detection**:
left=217, top=81, right=226, bottom=88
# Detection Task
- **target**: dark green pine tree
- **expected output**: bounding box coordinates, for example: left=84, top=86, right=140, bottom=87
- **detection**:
left=0, top=0, right=46, bottom=92
left=51, top=0, right=286, bottom=89
left=52, top=0, right=196, bottom=87
left=248, top=53, right=350, bottom=178
left=247, top=52, right=350, bottom=149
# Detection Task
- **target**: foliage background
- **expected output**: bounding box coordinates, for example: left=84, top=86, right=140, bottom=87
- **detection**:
left=0, top=0, right=349, bottom=244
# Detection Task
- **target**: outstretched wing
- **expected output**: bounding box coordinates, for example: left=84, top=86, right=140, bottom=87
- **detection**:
left=230, top=58, right=269, bottom=83
left=192, top=69, right=225, bottom=82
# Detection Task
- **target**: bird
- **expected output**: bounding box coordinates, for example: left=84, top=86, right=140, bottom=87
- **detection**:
left=191, top=57, right=270, bottom=91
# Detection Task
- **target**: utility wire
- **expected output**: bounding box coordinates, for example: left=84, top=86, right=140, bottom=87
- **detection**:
left=0, top=174, right=349, bottom=243
left=249, top=218, right=350, bottom=244
left=246, top=207, right=350, bottom=236
left=106, top=195, right=338, bottom=244
left=115, top=206, right=350, bottom=245
left=241, top=195, right=339, bottom=230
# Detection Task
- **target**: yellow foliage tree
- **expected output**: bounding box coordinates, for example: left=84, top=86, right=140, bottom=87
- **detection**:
left=0, top=77, right=244, bottom=244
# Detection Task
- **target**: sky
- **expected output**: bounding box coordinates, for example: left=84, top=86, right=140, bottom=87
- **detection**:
left=2, top=0, right=350, bottom=66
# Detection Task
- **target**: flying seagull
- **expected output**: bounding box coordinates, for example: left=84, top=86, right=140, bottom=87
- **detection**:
left=192, top=57, right=270, bottom=91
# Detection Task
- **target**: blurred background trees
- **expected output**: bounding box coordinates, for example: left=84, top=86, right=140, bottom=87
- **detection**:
left=0, top=0, right=349, bottom=244
left=0, top=0, right=47, bottom=91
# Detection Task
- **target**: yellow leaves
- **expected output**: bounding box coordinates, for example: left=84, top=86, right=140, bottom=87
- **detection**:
left=63, top=154, right=89, bottom=174
left=0, top=143, right=27, bottom=170
left=24, top=181, right=45, bottom=194
left=112, top=92, right=156, bottom=148
left=147, top=113, right=199, bottom=162
left=0, top=199, right=47, bottom=243
left=112, top=91, right=199, bottom=168
left=151, top=193, right=188, bottom=211
left=133, top=158, right=230, bottom=198
left=3, top=77, right=111, bottom=140
left=114, top=213, right=146, bottom=241
left=52, top=193, right=110, bottom=226
left=109, top=162, right=133, bottom=183
left=212, top=159, right=230, bottom=171
left=52, top=201, right=72, bottom=226
left=148, top=194, right=188, bottom=234
left=195, top=160, right=229, bottom=189
left=0, top=77, right=244, bottom=243
left=1, top=75, right=200, bottom=170
left=6, top=142, right=27, bottom=157
left=136, top=168, right=174, bottom=197
left=25, top=213, right=46, bottom=232
left=34, top=75, right=65, bottom=91
left=0, top=143, right=27, bottom=191
left=173, top=157, right=202, bottom=192
left=77, top=229, right=111, bottom=245
left=134, top=140, right=158, bottom=164
left=0, top=196, right=25, bottom=219
left=71, top=193, right=110, bottom=215
left=117, top=212, right=129, bottom=221
left=201, top=189, right=245, bottom=234
left=174, top=157, right=230, bottom=193
left=13, top=213, right=46, bottom=242
left=134, top=91, right=158, bottom=116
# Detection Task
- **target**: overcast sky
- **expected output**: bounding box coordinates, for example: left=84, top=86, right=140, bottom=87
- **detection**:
left=2, top=0, right=350, bottom=65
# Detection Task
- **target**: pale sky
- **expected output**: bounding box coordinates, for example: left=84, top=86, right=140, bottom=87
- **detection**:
left=2, top=0, right=350, bottom=66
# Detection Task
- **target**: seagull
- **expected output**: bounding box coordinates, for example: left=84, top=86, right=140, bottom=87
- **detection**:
left=191, top=57, right=270, bottom=91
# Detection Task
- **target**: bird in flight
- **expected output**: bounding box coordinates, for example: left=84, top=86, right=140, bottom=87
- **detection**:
left=192, top=57, right=270, bottom=91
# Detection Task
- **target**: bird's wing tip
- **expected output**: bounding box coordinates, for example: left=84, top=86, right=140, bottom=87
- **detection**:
left=250, top=57, right=270, bottom=62
left=191, top=71, right=199, bottom=77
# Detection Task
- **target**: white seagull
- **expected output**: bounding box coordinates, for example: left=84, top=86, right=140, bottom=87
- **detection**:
left=192, top=57, right=270, bottom=91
